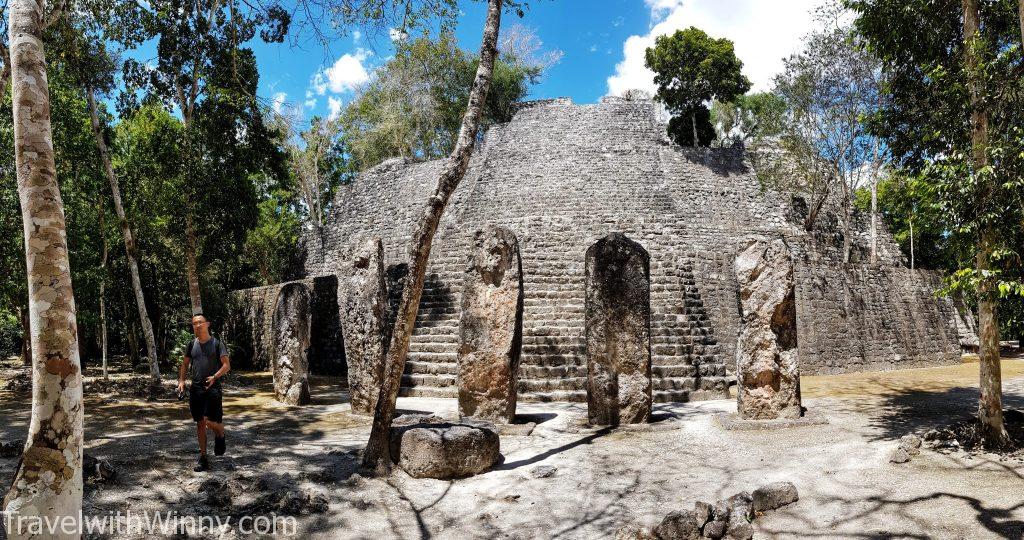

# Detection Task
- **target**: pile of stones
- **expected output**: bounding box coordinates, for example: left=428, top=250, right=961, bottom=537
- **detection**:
left=617, top=482, right=799, bottom=540
left=889, top=435, right=923, bottom=464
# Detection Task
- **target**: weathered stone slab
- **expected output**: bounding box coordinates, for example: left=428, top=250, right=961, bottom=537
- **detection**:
left=734, top=237, right=801, bottom=420
left=272, top=283, right=312, bottom=405
left=585, top=233, right=652, bottom=425
left=339, top=238, right=391, bottom=415
left=389, top=420, right=501, bottom=479
left=458, top=226, right=523, bottom=423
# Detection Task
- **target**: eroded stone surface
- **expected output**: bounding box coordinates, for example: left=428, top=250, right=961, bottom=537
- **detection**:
left=272, top=283, right=312, bottom=405
left=458, top=226, right=523, bottom=423
left=585, top=233, right=652, bottom=425
left=390, top=421, right=501, bottom=479
left=734, top=237, right=801, bottom=420
left=339, top=238, right=391, bottom=415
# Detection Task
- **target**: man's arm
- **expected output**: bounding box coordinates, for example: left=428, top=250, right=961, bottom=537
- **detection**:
left=178, top=356, right=190, bottom=393
left=204, top=356, right=231, bottom=389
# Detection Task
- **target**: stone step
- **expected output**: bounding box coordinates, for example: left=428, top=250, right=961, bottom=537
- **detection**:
left=400, top=373, right=456, bottom=387
left=517, top=377, right=586, bottom=393
left=519, top=364, right=586, bottom=378
left=404, top=360, right=458, bottom=375
left=519, top=389, right=588, bottom=403
left=398, top=386, right=458, bottom=399
left=406, top=351, right=458, bottom=363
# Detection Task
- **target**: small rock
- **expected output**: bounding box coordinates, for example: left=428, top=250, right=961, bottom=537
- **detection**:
left=530, top=465, right=557, bottom=479
left=693, top=501, right=712, bottom=528
left=890, top=447, right=911, bottom=463
left=899, top=435, right=922, bottom=449
left=613, top=524, right=656, bottom=540
left=702, top=520, right=726, bottom=539
left=906, top=446, right=921, bottom=456
left=653, top=510, right=701, bottom=540
left=752, top=481, right=799, bottom=513
left=0, top=442, right=21, bottom=459
left=83, top=454, right=117, bottom=482
left=726, top=491, right=754, bottom=522
left=498, top=422, right=536, bottom=436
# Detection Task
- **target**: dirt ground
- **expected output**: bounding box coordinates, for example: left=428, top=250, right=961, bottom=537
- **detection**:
left=1, top=355, right=1024, bottom=539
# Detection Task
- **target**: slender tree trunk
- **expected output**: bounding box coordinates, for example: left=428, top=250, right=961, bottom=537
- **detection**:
left=691, top=111, right=698, bottom=147
left=87, top=87, right=160, bottom=381
left=17, top=305, right=30, bottom=366
left=1019, top=0, right=1023, bottom=46
left=870, top=138, right=880, bottom=265
left=362, top=0, right=503, bottom=473
left=909, top=214, right=914, bottom=270
left=841, top=180, right=852, bottom=263
left=99, top=195, right=108, bottom=380
left=3, top=0, right=85, bottom=533
left=963, top=0, right=1009, bottom=448
left=185, top=214, right=203, bottom=315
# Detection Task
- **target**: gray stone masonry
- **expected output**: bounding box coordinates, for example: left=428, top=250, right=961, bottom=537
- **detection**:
left=229, top=97, right=973, bottom=402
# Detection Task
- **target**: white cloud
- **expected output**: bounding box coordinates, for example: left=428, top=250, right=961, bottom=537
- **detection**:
left=313, top=49, right=373, bottom=96
left=327, top=97, right=343, bottom=120
left=389, top=27, right=407, bottom=42
left=272, top=92, right=288, bottom=114
left=607, top=0, right=823, bottom=96
left=353, top=30, right=362, bottom=42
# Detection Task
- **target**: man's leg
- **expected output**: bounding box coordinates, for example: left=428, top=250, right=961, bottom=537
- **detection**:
left=205, top=419, right=224, bottom=438
left=197, top=418, right=208, bottom=455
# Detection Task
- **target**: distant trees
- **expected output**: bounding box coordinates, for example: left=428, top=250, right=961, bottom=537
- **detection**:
left=772, top=19, right=887, bottom=256
left=851, top=0, right=1024, bottom=448
left=340, top=27, right=553, bottom=171
left=645, top=27, right=751, bottom=147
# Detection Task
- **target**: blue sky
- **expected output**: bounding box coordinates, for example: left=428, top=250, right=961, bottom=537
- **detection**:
left=127, top=0, right=826, bottom=127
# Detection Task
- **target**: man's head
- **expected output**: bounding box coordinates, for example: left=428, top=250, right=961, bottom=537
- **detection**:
left=191, top=314, right=211, bottom=339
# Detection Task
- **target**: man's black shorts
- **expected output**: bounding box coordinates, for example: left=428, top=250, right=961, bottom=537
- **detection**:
left=189, top=385, right=223, bottom=423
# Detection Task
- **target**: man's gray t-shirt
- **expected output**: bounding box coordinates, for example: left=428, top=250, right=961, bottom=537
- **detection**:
left=186, top=338, right=227, bottom=389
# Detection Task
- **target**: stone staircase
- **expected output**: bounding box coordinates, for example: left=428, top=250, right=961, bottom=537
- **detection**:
left=649, top=259, right=731, bottom=403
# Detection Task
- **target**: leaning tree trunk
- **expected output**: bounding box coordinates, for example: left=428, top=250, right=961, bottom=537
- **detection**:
left=99, top=194, right=108, bottom=379
left=963, top=0, right=1009, bottom=449
left=185, top=214, right=203, bottom=315
left=362, top=0, right=503, bottom=473
left=87, top=87, right=160, bottom=382
left=3, top=0, right=85, bottom=534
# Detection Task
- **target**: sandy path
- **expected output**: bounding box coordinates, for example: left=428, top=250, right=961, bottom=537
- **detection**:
left=1, top=359, right=1022, bottom=539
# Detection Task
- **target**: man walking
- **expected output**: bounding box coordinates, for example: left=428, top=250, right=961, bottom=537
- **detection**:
left=178, top=314, right=231, bottom=472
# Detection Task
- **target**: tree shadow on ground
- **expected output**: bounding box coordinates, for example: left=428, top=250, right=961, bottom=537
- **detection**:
left=831, top=380, right=1024, bottom=444
left=491, top=427, right=614, bottom=471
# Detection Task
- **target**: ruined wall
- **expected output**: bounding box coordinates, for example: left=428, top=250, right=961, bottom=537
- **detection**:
left=227, top=97, right=969, bottom=401
left=226, top=276, right=343, bottom=374
left=795, top=263, right=962, bottom=374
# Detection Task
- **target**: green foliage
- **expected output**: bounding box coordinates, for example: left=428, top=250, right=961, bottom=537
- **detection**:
left=341, top=31, right=546, bottom=170
left=644, top=27, right=751, bottom=147
left=242, top=189, right=302, bottom=285
left=711, top=91, right=786, bottom=146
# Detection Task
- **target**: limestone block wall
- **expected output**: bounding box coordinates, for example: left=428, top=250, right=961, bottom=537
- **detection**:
left=794, top=263, right=962, bottom=374
left=226, top=276, right=344, bottom=374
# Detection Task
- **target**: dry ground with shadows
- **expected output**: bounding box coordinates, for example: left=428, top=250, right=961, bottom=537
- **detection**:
left=2, top=355, right=1024, bottom=539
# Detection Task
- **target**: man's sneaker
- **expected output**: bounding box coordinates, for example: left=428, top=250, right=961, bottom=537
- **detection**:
left=194, top=455, right=209, bottom=472
left=214, top=435, right=226, bottom=456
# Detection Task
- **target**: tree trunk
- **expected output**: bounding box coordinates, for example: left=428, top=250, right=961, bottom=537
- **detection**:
left=185, top=214, right=203, bottom=315
left=3, top=0, right=85, bottom=533
left=963, top=0, right=1009, bottom=449
left=1019, top=0, right=1023, bottom=46
left=840, top=174, right=852, bottom=263
left=691, top=111, right=699, bottom=147
left=362, top=0, right=503, bottom=473
left=870, top=137, right=880, bottom=265
left=99, top=194, right=108, bottom=380
left=17, top=305, right=30, bottom=366
left=87, top=87, right=160, bottom=381
left=909, top=214, right=914, bottom=270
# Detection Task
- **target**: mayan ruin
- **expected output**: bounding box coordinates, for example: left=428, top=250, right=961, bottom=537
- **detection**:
left=229, top=97, right=973, bottom=401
